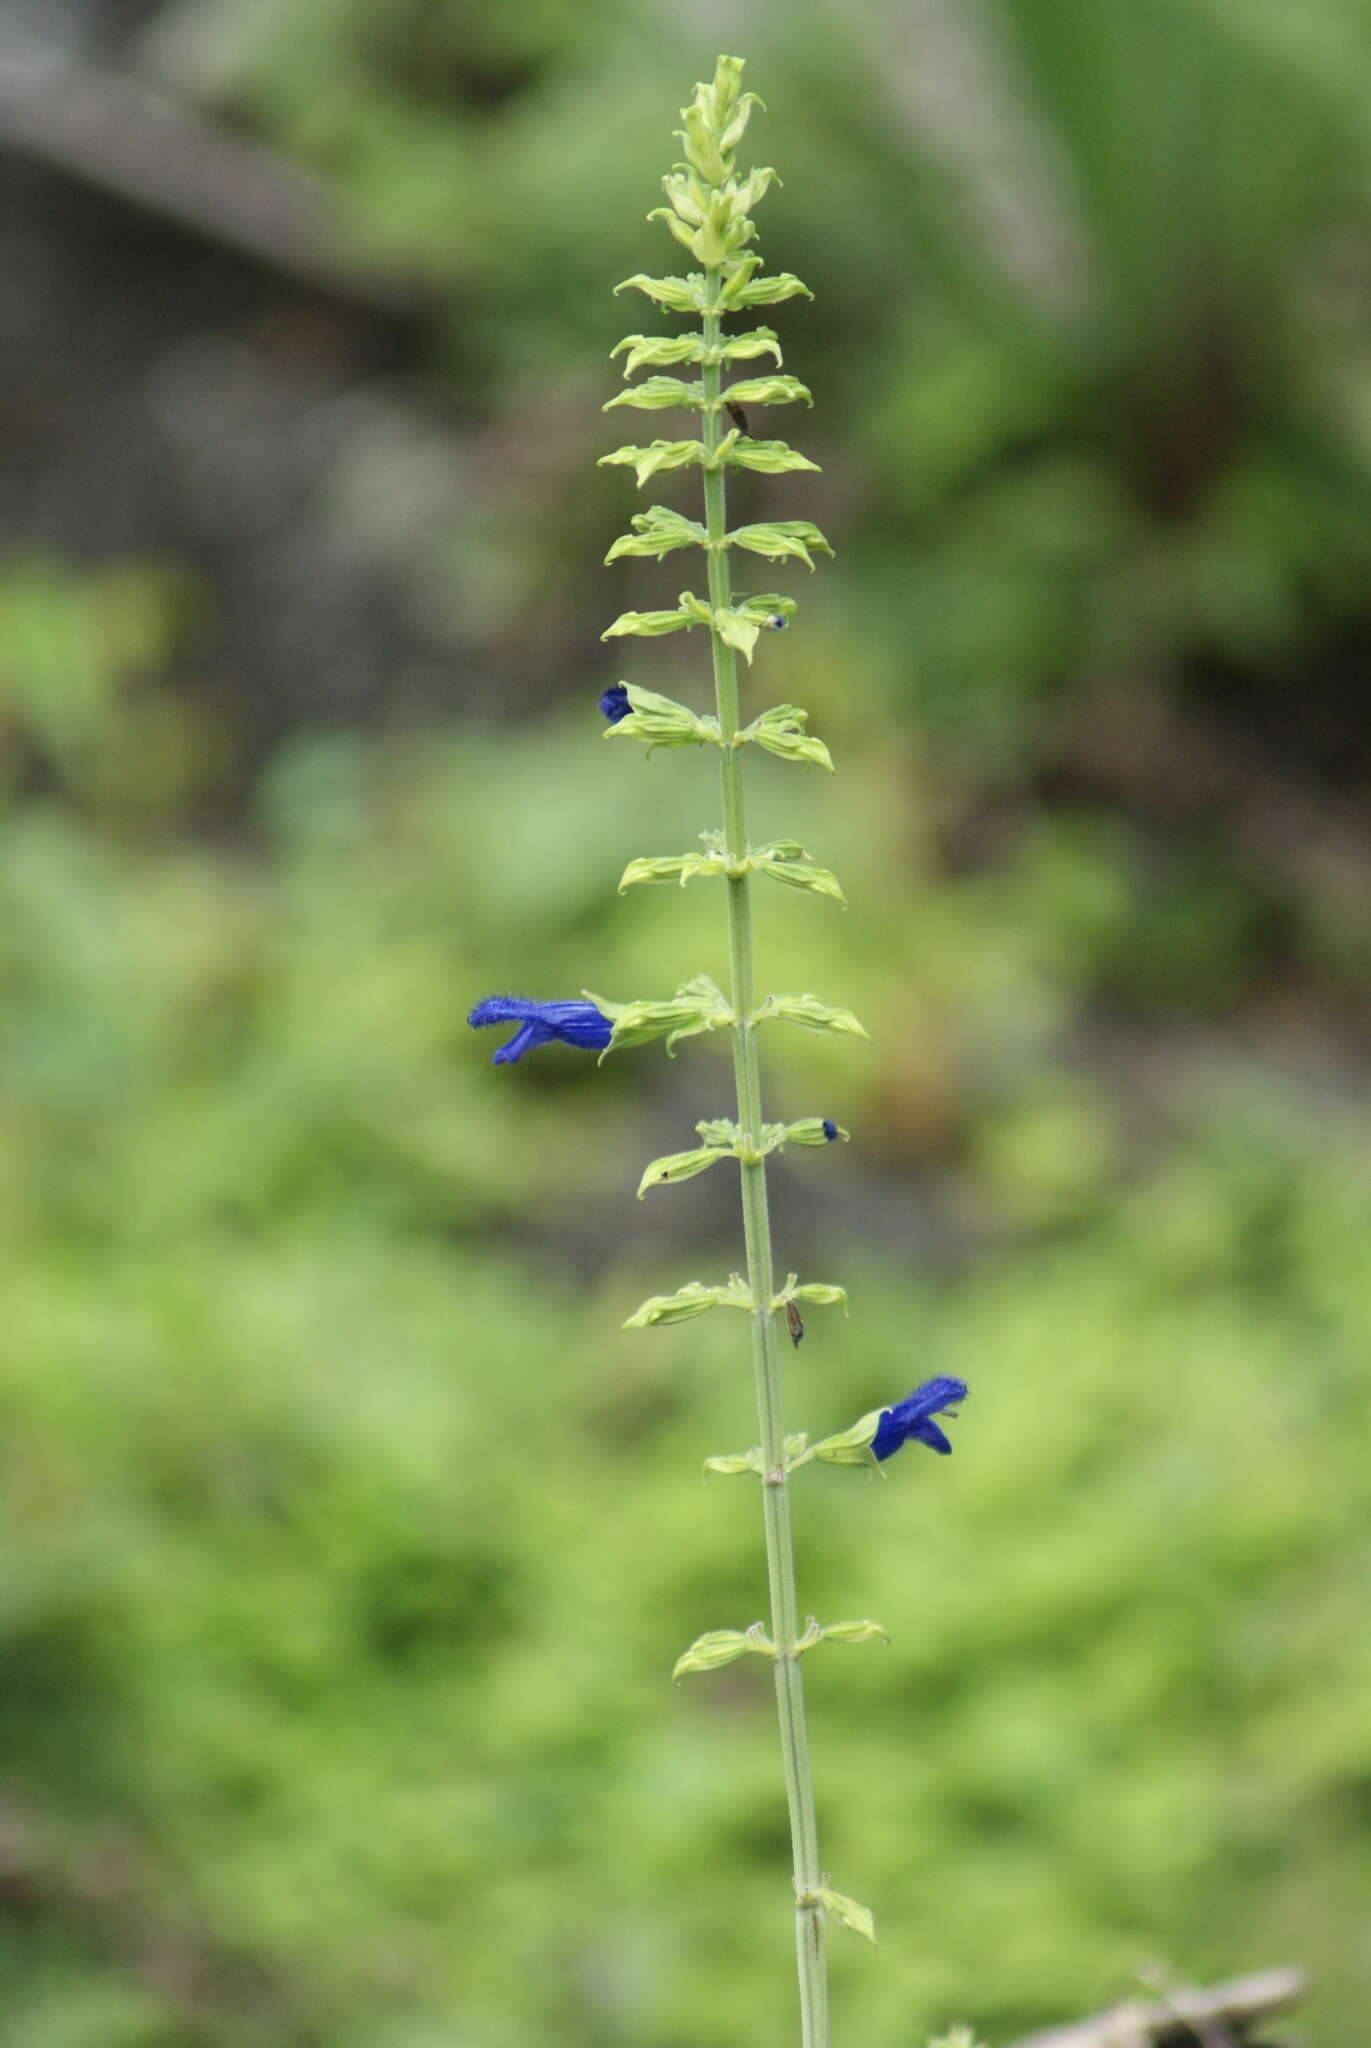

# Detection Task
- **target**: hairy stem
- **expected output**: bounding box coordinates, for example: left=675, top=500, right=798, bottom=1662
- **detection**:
left=701, top=269, right=828, bottom=2048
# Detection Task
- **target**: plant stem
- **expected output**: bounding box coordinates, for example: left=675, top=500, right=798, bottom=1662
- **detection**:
left=700, top=271, right=829, bottom=2048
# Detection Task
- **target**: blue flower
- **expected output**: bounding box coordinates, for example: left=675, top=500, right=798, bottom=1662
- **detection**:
left=766, top=613, right=788, bottom=631
left=600, top=684, right=631, bottom=723
left=871, top=1375, right=968, bottom=1461
left=822, top=1119, right=838, bottom=1142
left=468, top=995, right=613, bottom=1066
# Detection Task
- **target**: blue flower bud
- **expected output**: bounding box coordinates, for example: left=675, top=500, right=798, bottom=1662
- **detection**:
left=822, top=1119, right=838, bottom=1142
left=870, top=1376, right=968, bottom=1461
left=765, top=613, right=788, bottom=631
left=468, top=996, right=613, bottom=1066
left=600, top=684, right=631, bottom=723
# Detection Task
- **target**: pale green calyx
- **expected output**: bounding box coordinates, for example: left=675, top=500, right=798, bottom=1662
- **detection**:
left=821, top=1618, right=891, bottom=1646
left=737, top=703, right=834, bottom=771
left=673, top=1619, right=777, bottom=1680
left=752, top=847, right=845, bottom=904
left=605, top=506, right=707, bottom=563
left=589, top=973, right=733, bottom=1059
left=728, top=440, right=822, bottom=477
left=806, top=1409, right=884, bottom=1468
left=713, top=594, right=796, bottom=661
left=727, top=519, right=832, bottom=569
left=693, top=1115, right=740, bottom=1147
left=600, top=438, right=708, bottom=487
left=611, top=333, right=709, bottom=373
left=602, top=593, right=712, bottom=640
left=753, top=991, right=870, bottom=1039
left=720, top=266, right=812, bottom=308
left=636, top=1146, right=727, bottom=1198
left=817, top=1887, right=878, bottom=1946
left=785, top=1117, right=850, bottom=1146
left=624, top=1274, right=753, bottom=1326
left=602, top=375, right=704, bottom=410
left=614, top=272, right=708, bottom=312
left=722, top=374, right=811, bottom=408
left=602, top=683, right=721, bottom=755
left=702, top=1449, right=764, bottom=1478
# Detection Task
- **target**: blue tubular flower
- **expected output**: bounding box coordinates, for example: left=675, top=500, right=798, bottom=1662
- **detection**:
left=822, top=1119, right=838, bottom=1142
left=468, top=996, right=613, bottom=1066
left=600, top=683, right=631, bottom=723
left=871, top=1375, right=968, bottom=1461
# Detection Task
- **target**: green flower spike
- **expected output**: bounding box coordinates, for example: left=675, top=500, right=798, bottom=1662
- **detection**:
left=503, top=52, right=962, bottom=2048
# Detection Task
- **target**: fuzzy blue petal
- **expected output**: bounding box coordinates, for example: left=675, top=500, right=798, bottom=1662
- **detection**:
left=871, top=1375, right=968, bottom=1462
left=469, top=996, right=612, bottom=1066
left=600, top=684, right=631, bottom=723
left=492, top=1021, right=549, bottom=1065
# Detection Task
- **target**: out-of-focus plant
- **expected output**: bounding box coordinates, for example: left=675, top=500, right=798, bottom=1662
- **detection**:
left=470, top=58, right=968, bottom=2048
left=0, top=556, right=203, bottom=823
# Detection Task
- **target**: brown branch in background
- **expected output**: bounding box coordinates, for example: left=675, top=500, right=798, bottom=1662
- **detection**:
left=1008, top=1965, right=1307, bottom=2048
left=0, top=54, right=430, bottom=318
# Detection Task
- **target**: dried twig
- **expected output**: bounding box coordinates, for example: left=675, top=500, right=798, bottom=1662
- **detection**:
left=0, top=51, right=428, bottom=316
left=1008, top=1966, right=1307, bottom=2048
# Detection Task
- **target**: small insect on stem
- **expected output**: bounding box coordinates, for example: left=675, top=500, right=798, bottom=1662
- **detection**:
left=725, top=400, right=750, bottom=435
left=785, top=1298, right=805, bottom=1348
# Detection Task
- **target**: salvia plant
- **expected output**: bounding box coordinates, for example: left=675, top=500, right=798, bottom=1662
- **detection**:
left=470, top=56, right=970, bottom=2048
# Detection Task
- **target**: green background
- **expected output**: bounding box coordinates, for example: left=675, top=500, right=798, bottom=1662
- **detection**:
left=3, top=3, right=1371, bottom=2043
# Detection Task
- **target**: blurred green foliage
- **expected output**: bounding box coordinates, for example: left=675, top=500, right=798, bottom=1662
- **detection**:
left=7, top=1, right=1371, bottom=2043
left=2, top=553, right=1370, bottom=2046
